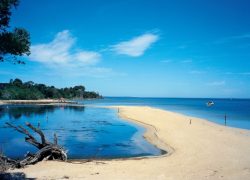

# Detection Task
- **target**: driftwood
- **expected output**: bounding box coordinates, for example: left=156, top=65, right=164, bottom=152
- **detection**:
left=0, top=122, right=67, bottom=170
left=0, top=154, right=17, bottom=171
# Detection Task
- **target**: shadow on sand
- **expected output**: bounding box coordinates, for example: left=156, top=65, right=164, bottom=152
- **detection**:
left=0, top=172, right=35, bottom=180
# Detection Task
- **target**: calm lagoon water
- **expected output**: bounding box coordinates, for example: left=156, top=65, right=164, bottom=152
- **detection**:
left=81, top=97, right=250, bottom=130
left=0, top=105, right=162, bottom=159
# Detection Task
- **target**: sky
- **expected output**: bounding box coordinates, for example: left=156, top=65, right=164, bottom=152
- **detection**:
left=1, top=0, right=250, bottom=98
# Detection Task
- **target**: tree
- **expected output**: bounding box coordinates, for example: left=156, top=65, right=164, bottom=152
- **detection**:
left=73, top=85, right=85, bottom=98
left=12, top=78, right=22, bottom=87
left=24, top=80, right=34, bottom=87
left=0, top=0, right=30, bottom=64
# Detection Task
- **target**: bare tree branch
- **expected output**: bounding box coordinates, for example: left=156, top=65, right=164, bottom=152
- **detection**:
left=54, top=133, right=58, bottom=145
left=6, top=122, right=41, bottom=148
left=25, top=122, right=48, bottom=146
left=2, top=122, right=67, bottom=170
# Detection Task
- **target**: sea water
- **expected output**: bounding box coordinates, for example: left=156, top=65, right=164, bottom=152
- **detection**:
left=0, top=105, right=162, bottom=159
left=81, top=97, right=250, bottom=130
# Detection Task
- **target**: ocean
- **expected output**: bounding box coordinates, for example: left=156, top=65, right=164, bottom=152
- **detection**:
left=80, top=97, right=250, bottom=130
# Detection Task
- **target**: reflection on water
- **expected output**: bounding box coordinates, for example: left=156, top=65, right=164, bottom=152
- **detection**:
left=0, top=105, right=162, bottom=159
left=0, top=105, right=84, bottom=120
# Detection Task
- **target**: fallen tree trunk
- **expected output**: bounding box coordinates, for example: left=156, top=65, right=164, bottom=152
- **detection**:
left=17, top=145, right=67, bottom=167
left=0, top=122, right=67, bottom=170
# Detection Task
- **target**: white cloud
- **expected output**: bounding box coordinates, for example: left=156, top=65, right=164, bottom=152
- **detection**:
left=112, top=33, right=159, bottom=57
left=206, top=81, right=225, bottom=86
left=26, top=30, right=119, bottom=78
left=29, top=30, right=101, bottom=66
left=74, top=51, right=101, bottom=66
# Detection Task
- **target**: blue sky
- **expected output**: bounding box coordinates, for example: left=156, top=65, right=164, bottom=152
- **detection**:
left=1, top=0, right=250, bottom=98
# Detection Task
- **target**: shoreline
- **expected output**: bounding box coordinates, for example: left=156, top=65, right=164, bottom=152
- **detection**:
left=0, top=99, right=78, bottom=105
left=115, top=106, right=174, bottom=158
left=6, top=106, right=250, bottom=179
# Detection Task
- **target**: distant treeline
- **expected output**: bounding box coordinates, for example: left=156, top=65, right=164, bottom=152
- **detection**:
left=0, top=79, right=102, bottom=100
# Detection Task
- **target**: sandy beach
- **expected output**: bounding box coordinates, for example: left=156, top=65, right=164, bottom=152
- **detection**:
left=7, top=106, right=250, bottom=180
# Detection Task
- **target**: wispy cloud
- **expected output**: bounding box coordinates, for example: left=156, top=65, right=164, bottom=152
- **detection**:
left=214, top=32, right=250, bottom=44
left=206, top=81, right=225, bottom=86
left=222, top=88, right=241, bottom=96
left=161, top=58, right=196, bottom=64
left=29, top=30, right=101, bottom=66
left=177, top=45, right=188, bottom=49
left=112, top=33, right=159, bottom=57
left=189, top=70, right=206, bottom=74
left=44, top=66, right=116, bottom=78
left=181, top=59, right=192, bottom=63
left=0, top=70, right=15, bottom=75
left=225, top=72, right=250, bottom=75
left=27, top=30, right=116, bottom=78
left=161, top=59, right=173, bottom=63
left=239, top=72, right=250, bottom=75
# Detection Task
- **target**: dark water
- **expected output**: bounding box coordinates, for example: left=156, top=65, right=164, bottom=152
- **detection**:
left=80, top=97, right=250, bottom=130
left=0, top=105, right=162, bottom=159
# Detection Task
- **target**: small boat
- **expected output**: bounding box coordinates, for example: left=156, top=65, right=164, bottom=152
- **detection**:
left=206, top=101, right=214, bottom=107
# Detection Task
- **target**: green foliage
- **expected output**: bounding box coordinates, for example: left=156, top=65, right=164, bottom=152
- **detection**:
left=0, top=0, right=30, bottom=64
left=0, top=79, right=102, bottom=100
left=0, top=0, right=19, bottom=30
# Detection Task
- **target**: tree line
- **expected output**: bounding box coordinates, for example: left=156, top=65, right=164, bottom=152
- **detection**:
left=0, top=79, right=102, bottom=100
